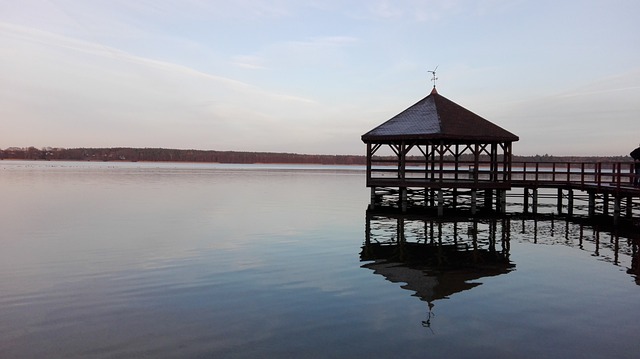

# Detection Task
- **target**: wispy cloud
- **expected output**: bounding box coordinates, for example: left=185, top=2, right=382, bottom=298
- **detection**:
left=363, top=0, right=514, bottom=22
left=265, top=35, right=359, bottom=69
left=0, top=21, right=321, bottom=150
left=367, top=1, right=405, bottom=20
left=0, top=22, right=314, bottom=102
left=231, top=55, right=267, bottom=70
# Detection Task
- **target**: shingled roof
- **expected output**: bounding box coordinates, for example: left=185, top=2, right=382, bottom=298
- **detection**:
left=362, top=89, right=519, bottom=143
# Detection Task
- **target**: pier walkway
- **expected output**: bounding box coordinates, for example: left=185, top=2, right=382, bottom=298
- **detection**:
left=510, top=161, right=639, bottom=222
left=367, top=160, right=640, bottom=224
left=510, top=161, right=638, bottom=194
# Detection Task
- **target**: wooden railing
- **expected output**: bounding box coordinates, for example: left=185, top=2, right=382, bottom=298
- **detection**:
left=369, top=159, right=508, bottom=182
left=368, top=160, right=638, bottom=191
left=510, top=162, right=636, bottom=190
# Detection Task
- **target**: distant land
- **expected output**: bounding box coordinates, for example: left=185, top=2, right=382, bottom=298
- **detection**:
left=0, top=146, right=633, bottom=164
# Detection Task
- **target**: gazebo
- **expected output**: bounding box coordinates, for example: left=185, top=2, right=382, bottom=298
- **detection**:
left=361, top=87, right=519, bottom=214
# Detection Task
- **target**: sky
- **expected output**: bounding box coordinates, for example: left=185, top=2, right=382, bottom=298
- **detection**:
left=1, top=0, right=639, bottom=156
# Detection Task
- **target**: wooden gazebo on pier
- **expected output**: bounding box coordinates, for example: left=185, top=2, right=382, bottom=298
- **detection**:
left=362, top=87, right=519, bottom=214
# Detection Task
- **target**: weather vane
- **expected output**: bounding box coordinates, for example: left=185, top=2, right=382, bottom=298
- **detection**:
left=428, top=65, right=439, bottom=88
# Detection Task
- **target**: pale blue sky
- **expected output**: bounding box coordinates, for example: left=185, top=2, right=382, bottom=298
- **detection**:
left=1, top=0, right=639, bottom=156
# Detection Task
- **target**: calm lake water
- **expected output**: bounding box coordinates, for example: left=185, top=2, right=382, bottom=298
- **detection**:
left=1, top=161, right=639, bottom=358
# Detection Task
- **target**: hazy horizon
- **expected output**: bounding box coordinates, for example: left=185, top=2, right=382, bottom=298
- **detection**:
left=1, top=145, right=636, bottom=159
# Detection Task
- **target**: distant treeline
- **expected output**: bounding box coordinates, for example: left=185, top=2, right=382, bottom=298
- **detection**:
left=0, top=147, right=366, bottom=165
left=0, top=147, right=633, bottom=164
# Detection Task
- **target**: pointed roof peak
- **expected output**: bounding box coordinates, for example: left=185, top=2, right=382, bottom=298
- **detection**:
left=361, top=91, right=519, bottom=143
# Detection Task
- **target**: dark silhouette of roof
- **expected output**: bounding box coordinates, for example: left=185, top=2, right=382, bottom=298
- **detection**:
left=362, top=88, right=519, bottom=143
left=631, top=147, right=640, bottom=160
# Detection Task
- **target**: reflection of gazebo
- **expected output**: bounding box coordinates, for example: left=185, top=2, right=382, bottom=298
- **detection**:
left=361, top=87, right=519, bottom=214
left=362, top=260, right=511, bottom=304
left=361, top=212, right=514, bottom=329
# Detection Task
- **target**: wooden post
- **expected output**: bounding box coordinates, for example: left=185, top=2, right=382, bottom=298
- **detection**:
left=588, top=192, right=596, bottom=217
left=485, top=189, right=493, bottom=211
left=491, top=143, right=498, bottom=182
left=454, top=144, right=460, bottom=181
left=532, top=188, right=538, bottom=214
left=499, top=190, right=507, bottom=213
left=603, top=193, right=609, bottom=216
left=614, top=196, right=621, bottom=226
left=424, top=187, right=429, bottom=207
left=557, top=188, right=563, bottom=214
left=473, top=143, right=480, bottom=186
left=400, top=187, right=407, bottom=212
left=523, top=188, right=529, bottom=213
left=366, top=143, right=372, bottom=184
left=471, top=190, right=477, bottom=215
left=437, top=189, right=444, bottom=216
left=627, top=197, right=633, bottom=219
left=369, top=187, right=376, bottom=209
left=399, top=142, right=406, bottom=180
left=453, top=188, right=458, bottom=210
left=568, top=189, right=574, bottom=216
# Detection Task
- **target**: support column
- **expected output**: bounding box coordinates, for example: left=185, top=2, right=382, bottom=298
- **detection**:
left=369, top=187, right=376, bottom=209
left=532, top=188, right=538, bottom=214
left=471, top=190, right=477, bottom=215
left=423, top=189, right=428, bottom=207
left=568, top=189, right=574, bottom=216
left=588, top=192, right=596, bottom=217
left=627, top=197, right=633, bottom=219
left=603, top=193, right=609, bottom=216
left=400, top=188, right=408, bottom=212
left=484, top=189, right=493, bottom=211
left=523, top=188, right=529, bottom=213
left=437, top=189, right=444, bottom=216
left=452, top=189, right=458, bottom=210
left=614, top=196, right=621, bottom=226
left=557, top=188, right=563, bottom=214
left=493, top=190, right=505, bottom=213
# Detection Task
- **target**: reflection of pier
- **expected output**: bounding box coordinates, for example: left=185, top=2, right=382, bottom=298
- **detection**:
left=361, top=209, right=640, bottom=328
left=363, top=209, right=640, bottom=286
left=508, top=213, right=640, bottom=283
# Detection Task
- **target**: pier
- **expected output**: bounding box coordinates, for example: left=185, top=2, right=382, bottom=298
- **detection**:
left=366, top=158, right=640, bottom=223
left=362, top=87, right=640, bottom=225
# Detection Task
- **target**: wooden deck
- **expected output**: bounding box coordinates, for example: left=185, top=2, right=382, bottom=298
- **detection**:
left=368, top=161, right=640, bottom=196
left=367, top=161, right=640, bottom=222
left=510, top=161, right=639, bottom=196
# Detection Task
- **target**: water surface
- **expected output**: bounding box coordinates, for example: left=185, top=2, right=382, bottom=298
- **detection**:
left=1, top=161, right=639, bottom=358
